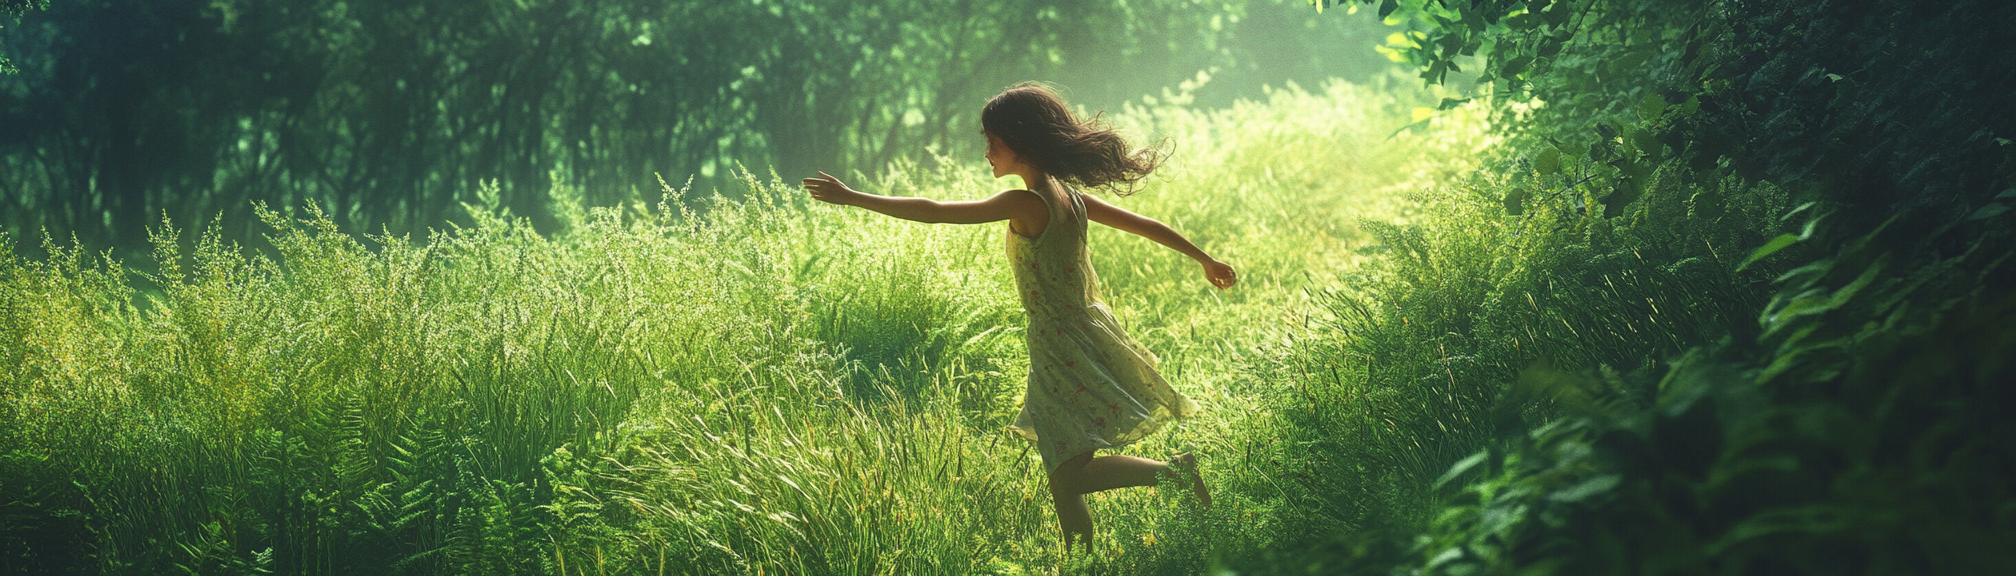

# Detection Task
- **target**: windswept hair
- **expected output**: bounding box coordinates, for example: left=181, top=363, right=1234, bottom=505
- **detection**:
left=981, top=82, right=1166, bottom=196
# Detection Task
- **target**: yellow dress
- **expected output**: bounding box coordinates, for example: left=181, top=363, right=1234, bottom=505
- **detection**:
left=1005, top=187, right=1200, bottom=472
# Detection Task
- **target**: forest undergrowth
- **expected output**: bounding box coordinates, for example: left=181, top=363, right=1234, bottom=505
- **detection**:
left=1, top=77, right=1484, bottom=575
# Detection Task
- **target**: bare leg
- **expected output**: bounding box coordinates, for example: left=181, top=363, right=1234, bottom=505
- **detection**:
left=1054, top=454, right=1168, bottom=494
left=1053, top=451, right=1210, bottom=501
left=1048, top=452, right=1098, bottom=553
left=1049, top=484, right=1094, bottom=553
left=1046, top=450, right=1215, bottom=553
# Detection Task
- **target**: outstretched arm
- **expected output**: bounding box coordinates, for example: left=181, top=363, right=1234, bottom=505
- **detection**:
left=1081, top=194, right=1237, bottom=289
left=803, top=171, right=1044, bottom=228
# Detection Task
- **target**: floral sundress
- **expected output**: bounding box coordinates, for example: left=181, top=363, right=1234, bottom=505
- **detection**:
left=1005, top=186, right=1200, bottom=473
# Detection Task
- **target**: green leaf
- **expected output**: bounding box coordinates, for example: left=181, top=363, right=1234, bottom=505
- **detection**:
left=1633, top=129, right=1663, bottom=163
left=1613, top=136, right=1653, bottom=176
left=1825, top=260, right=1884, bottom=309
left=1831, top=81, right=1859, bottom=109
left=1438, top=32, right=1465, bottom=59
left=1739, top=234, right=1800, bottom=271
left=1969, top=203, right=2008, bottom=220
left=1607, top=48, right=1654, bottom=77
left=1503, top=188, right=1528, bottom=215
left=1765, top=292, right=1838, bottom=328
left=1435, top=450, right=1490, bottom=489
left=1537, top=37, right=1565, bottom=57
left=1534, top=149, right=1561, bottom=175
left=1779, top=202, right=1818, bottom=224
left=1997, top=189, right=2016, bottom=199
left=1602, top=179, right=1639, bottom=218
left=1426, top=547, right=1466, bottom=570
left=1637, top=93, right=1668, bottom=120
left=1548, top=474, right=1621, bottom=503
left=1438, top=97, right=1472, bottom=110
left=1421, top=61, right=1448, bottom=83
left=1774, top=261, right=1834, bottom=286
left=1379, top=0, right=1398, bottom=19
left=1501, top=55, right=1533, bottom=78
left=1542, top=3, right=1572, bottom=25
left=1709, top=506, right=1858, bottom=554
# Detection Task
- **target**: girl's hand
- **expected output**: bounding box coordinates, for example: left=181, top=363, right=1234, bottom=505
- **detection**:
left=1202, top=259, right=1237, bottom=289
left=802, top=171, right=863, bottom=206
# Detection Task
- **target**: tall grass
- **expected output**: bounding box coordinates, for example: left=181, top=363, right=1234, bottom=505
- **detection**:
left=1245, top=91, right=1801, bottom=567
left=0, top=76, right=1470, bottom=574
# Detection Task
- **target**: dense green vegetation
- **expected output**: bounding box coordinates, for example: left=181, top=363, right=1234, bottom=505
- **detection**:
left=1266, top=0, right=2016, bottom=573
left=0, top=0, right=1389, bottom=256
left=5, top=0, right=2014, bottom=574
left=3, top=78, right=1465, bottom=574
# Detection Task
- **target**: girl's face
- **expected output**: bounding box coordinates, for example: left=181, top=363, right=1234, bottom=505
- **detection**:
left=983, top=132, right=1019, bottom=179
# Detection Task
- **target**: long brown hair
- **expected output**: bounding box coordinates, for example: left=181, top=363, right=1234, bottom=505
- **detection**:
left=981, top=82, right=1165, bottom=196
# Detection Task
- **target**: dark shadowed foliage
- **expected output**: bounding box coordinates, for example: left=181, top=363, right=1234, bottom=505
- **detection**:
left=0, top=0, right=1391, bottom=258
left=1254, top=0, right=2016, bottom=573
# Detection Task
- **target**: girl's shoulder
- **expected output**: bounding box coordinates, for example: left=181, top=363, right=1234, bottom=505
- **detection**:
left=1003, top=186, right=1068, bottom=209
left=997, top=187, right=1054, bottom=213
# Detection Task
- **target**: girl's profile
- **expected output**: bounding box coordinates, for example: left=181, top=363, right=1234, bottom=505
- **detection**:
left=803, top=82, right=1233, bottom=554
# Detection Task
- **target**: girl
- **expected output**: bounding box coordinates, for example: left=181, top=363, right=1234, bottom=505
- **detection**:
left=802, top=82, right=1234, bottom=553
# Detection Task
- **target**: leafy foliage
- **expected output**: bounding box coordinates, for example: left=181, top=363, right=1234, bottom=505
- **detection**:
left=1247, top=99, right=1794, bottom=568
left=1398, top=280, right=2016, bottom=575
left=1272, top=0, right=2016, bottom=573
left=0, top=0, right=1391, bottom=256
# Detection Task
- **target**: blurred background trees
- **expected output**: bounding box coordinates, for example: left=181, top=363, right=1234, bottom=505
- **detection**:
left=0, top=0, right=1393, bottom=257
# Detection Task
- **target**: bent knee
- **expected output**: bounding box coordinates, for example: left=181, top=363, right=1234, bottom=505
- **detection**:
left=1046, top=451, right=1095, bottom=494
left=1046, top=471, right=1074, bottom=495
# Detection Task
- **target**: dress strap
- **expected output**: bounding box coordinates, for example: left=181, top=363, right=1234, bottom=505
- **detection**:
left=1032, top=185, right=1063, bottom=220
left=1030, top=183, right=1082, bottom=228
left=1067, top=188, right=1086, bottom=223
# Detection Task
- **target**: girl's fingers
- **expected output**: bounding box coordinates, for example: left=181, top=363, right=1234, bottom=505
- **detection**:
left=1205, top=265, right=1236, bottom=289
left=818, top=170, right=849, bottom=188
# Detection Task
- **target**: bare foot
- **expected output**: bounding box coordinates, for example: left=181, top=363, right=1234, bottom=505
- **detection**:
left=1173, top=452, right=1212, bottom=509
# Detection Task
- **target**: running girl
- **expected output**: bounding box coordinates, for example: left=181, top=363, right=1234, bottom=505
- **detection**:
left=802, top=82, right=1234, bottom=553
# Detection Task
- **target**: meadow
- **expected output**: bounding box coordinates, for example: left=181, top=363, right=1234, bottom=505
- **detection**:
left=11, top=1, right=2016, bottom=575
left=2, top=77, right=1491, bottom=575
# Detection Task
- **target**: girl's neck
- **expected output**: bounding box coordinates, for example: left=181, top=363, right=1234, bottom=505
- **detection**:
left=1018, top=170, right=1054, bottom=193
